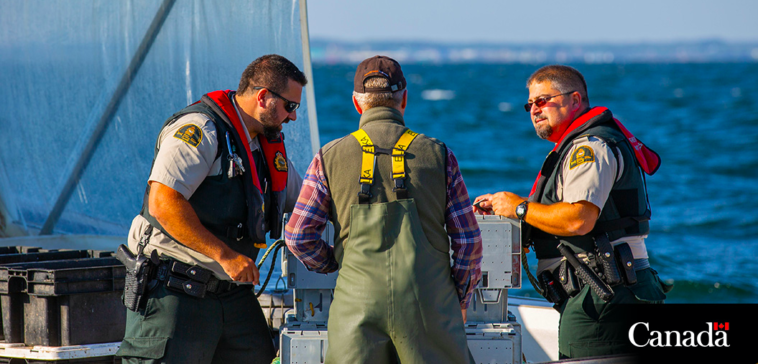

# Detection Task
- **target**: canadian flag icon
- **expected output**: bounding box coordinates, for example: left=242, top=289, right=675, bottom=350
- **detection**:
left=713, top=322, right=730, bottom=331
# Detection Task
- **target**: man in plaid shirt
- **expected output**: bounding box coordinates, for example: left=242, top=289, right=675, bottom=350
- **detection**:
left=285, top=56, right=482, bottom=364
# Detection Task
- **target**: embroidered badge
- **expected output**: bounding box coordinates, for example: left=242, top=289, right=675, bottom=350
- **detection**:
left=173, top=124, right=203, bottom=148
left=569, top=145, right=595, bottom=169
left=274, top=151, right=288, bottom=172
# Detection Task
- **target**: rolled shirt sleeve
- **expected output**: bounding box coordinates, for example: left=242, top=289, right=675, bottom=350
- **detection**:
left=148, top=113, right=219, bottom=199
left=558, top=136, right=619, bottom=211
left=284, top=153, right=339, bottom=273
left=445, top=148, right=483, bottom=309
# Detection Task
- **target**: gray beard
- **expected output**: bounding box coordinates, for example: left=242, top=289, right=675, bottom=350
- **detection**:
left=535, top=124, right=553, bottom=140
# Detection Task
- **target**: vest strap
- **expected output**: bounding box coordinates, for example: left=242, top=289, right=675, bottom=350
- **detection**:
left=351, top=129, right=376, bottom=203
left=350, top=128, right=419, bottom=203
left=592, top=209, right=651, bottom=234
left=391, top=129, right=419, bottom=199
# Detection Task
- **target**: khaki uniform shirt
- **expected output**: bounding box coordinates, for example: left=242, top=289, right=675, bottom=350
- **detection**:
left=127, top=102, right=303, bottom=281
left=537, top=136, right=648, bottom=274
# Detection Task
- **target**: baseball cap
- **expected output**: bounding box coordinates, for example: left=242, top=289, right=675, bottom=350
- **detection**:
left=354, top=55, right=406, bottom=93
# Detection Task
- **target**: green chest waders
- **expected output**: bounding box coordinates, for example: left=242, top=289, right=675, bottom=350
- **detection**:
left=325, top=129, right=473, bottom=364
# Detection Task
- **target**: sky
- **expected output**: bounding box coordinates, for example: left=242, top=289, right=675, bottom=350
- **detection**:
left=307, top=0, right=758, bottom=44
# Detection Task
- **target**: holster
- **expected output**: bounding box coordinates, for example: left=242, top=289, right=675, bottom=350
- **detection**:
left=593, top=234, right=622, bottom=286
left=537, top=269, right=568, bottom=305
left=557, top=243, right=615, bottom=302
left=548, top=240, right=639, bottom=303
left=557, top=260, right=582, bottom=297
left=614, top=242, right=638, bottom=285
left=116, top=244, right=156, bottom=311
left=585, top=238, right=639, bottom=288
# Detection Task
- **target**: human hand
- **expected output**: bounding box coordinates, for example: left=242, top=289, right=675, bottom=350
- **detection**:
left=219, top=252, right=260, bottom=284
left=489, top=191, right=526, bottom=219
left=473, top=194, right=494, bottom=215
left=461, top=308, right=468, bottom=324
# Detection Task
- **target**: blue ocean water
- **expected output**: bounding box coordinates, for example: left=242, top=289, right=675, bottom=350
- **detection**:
left=307, top=62, right=758, bottom=303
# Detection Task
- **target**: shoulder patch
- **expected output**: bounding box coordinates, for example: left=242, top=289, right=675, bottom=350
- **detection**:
left=569, top=145, right=595, bottom=169
left=173, top=124, right=203, bottom=148
left=274, top=151, right=288, bottom=172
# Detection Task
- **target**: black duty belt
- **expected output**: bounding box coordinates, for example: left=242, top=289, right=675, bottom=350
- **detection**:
left=158, top=258, right=245, bottom=298
left=537, top=242, right=641, bottom=306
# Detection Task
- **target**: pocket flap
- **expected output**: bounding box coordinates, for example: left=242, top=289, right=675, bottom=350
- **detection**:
left=117, top=337, right=169, bottom=359
left=627, top=269, right=667, bottom=303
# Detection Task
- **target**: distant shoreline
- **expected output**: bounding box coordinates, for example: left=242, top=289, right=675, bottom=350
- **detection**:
left=310, top=39, right=758, bottom=64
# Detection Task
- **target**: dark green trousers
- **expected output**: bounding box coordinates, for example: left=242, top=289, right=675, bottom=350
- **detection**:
left=557, top=268, right=668, bottom=359
left=116, top=284, right=275, bottom=364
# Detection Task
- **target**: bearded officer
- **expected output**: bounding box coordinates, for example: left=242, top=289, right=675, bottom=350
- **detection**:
left=117, top=54, right=306, bottom=364
left=474, top=65, right=671, bottom=359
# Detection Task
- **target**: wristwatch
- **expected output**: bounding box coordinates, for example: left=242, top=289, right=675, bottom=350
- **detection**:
left=515, top=201, right=529, bottom=221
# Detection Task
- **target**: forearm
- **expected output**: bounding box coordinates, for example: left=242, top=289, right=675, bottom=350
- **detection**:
left=444, top=148, right=483, bottom=308
left=448, top=204, right=482, bottom=309
left=524, top=201, right=598, bottom=236
left=149, top=182, right=235, bottom=262
left=448, top=211, right=483, bottom=309
left=284, top=153, right=339, bottom=273
left=284, top=207, right=339, bottom=273
left=451, top=253, right=482, bottom=309
left=476, top=191, right=599, bottom=237
left=284, top=234, right=338, bottom=274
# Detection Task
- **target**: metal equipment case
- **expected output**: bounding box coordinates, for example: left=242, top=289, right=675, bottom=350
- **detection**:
left=466, top=322, right=523, bottom=364
left=466, top=215, right=521, bottom=324
left=280, top=221, right=334, bottom=364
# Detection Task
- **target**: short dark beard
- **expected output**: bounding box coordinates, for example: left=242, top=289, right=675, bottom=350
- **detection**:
left=259, top=104, right=284, bottom=140
left=263, top=125, right=281, bottom=141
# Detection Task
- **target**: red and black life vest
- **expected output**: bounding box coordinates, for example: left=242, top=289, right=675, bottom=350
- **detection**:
left=140, top=90, right=288, bottom=259
left=525, top=107, right=660, bottom=259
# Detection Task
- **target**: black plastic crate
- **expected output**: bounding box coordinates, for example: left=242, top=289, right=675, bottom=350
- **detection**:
left=0, top=247, right=42, bottom=255
left=0, top=254, right=119, bottom=294
left=0, top=250, right=90, bottom=265
left=0, top=356, right=117, bottom=363
left=24, top=291, right=125, bottom=346
left=24, top=258, right=125, bottom=296
left=0, top=255, right=121, bottom=343
left=0, top=292, right=24, bottom=343
left=0, top=257, right=125, bottom=346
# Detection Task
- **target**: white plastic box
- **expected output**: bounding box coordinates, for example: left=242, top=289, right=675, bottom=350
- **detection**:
left=466, top=322, right=523, bottom=364
left=474, top=215, right=521, bottom=291
left=280, top=322, right=328, bottom=364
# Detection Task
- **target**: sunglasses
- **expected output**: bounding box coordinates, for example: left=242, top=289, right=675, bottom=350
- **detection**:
left=253, top=86, right=300, bottom=113
left=523, top=91, right=575, bottom=112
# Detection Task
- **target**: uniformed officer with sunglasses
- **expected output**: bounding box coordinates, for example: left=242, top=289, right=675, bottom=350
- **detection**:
left=117, top=54, right=305, bottom=364
left=474, top=65, right=672, bottom=359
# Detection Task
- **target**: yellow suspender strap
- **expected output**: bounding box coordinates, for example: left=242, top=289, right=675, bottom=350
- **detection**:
left=350, top=129, right=375, bottom=185
left=392, top=129, right=419, bottom=180
left=350, top=128, right=419, bottom=200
